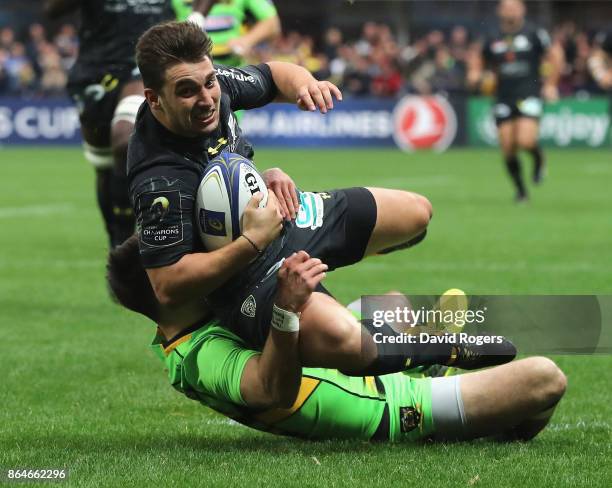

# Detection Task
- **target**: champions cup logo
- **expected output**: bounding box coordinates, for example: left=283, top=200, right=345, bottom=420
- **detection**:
left=151, top=196, right=170, bottom=222
left=392, top=96, right=457, bottom=152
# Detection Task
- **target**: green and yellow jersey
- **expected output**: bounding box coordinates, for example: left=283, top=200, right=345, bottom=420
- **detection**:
left=152, top=320, right=435, bottom=441
left=172, top=0, right=277, bottom=66
left=172, top=0, right=194, bottom=21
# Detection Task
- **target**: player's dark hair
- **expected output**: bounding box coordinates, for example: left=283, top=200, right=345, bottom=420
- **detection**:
left=136, top=21, right=214, bottom=91
left=107, top=235, right=160, bottom=322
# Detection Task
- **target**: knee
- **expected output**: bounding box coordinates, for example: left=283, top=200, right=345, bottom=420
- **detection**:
left=501, top=146, right=517, bottom=159
left=408, top=193, right=432, bottom=232
left=517, top=140, right=535, bottom=152
left=318, top=315, right=362, bottom=357
left=524, top=357, right=567, bottom=407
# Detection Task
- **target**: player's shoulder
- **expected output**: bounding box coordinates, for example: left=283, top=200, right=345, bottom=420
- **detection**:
left=523, top=22, right=550, bottom=46
left=127, top=104, right=200, bottom=180
left=215, top=63, right=267, bottom=85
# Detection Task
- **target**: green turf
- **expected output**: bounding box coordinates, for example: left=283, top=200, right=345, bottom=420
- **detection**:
left=0, top=147, right=610, bottom=487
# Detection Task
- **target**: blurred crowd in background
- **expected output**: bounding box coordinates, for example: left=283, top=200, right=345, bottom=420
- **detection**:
left=0, top=20, right=605, bottom=99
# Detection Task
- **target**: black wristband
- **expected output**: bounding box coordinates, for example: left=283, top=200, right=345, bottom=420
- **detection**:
left=241, top=233, right=262, bottom=254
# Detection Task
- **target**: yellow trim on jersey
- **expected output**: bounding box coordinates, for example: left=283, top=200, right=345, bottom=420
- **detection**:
left=364, top=376, right=378, bottom=395
left=254, top=377, right=320, bottom=424
left=163, top=334, right=193, bottom=356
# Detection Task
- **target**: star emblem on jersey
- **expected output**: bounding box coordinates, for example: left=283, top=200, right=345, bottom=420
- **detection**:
left=241, top=295, right=257, bottom=318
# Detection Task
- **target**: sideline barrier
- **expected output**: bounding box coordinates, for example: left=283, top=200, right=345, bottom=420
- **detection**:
left=1, top=95, right=608, bottom=149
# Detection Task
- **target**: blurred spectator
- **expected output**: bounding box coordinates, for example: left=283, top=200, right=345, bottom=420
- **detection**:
left=54, top=24, right=78, bottom=71
left=0, top=19, right=606, bottom=98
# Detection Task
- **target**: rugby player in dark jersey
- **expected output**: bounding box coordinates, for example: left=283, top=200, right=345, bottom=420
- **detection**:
left=44, top=0, right=175, bottom=248
left=468, top=0, right=563, bottom=202
left=127, top=21, right=516, bottom=377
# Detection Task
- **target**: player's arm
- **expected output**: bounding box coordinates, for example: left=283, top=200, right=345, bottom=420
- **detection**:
left=589, top=33, right=612, bottom=90
left=187, top=0, right=218, bottom=28
left=240, top=252, right=327, bottom=408
left=131, top=166, right=282, bottom=307
left=265, top=61, right=343, bottom=114
left=147, top=192, right=283, bottom=306
left=539, top=30, right=564, bottom=102
left=466, top=41, right=485, bottom=90
left=227, top=0, right=281, bottom=57
left=261, top=167, right=299, bottom=221
left=44, top=0, right=81, bottom=18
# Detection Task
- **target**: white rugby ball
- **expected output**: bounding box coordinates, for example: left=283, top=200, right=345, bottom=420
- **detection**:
left=196, top=152, right=268, bottom=251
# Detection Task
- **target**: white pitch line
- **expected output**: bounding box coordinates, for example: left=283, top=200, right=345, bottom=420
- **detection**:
left=0, top=203, right=74, bottom=219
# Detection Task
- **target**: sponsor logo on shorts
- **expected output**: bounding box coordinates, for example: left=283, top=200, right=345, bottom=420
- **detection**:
left=296, top=192, right=324, bottom=230
left=517, top=97, right=543, bottom=118
left=139, top=190, right=183, bottom=248
left=241, top=295, right=257, bottom=318
left=494, top=103, right=512, bottom=119
left=399, top=406, right=422, bottom=433
left=392, top=95, right=457, bottom=152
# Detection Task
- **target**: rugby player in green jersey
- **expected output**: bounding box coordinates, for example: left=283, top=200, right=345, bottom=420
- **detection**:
left=108, top=238, right=567, bottom=442
left=178, top=0, right=281, bottom=67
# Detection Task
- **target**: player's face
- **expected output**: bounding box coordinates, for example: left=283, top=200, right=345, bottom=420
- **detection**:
left=498, top=0, right=525, bottom=33
left=157, top=57, right=221, bottom=137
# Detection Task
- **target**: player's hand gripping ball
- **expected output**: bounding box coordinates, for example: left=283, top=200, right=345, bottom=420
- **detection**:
left=196, top=152, right=269, bottom=250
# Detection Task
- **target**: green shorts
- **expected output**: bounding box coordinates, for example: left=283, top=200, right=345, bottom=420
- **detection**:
left=378, top=375, right=434, bottom=441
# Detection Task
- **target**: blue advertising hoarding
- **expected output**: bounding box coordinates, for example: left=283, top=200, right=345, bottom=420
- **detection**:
left=0, top=97, right=81, bottom=145
left=0, top=95, right=465, bottom=149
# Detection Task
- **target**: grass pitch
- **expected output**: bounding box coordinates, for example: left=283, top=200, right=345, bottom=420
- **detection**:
left=1, top=147, right=611, bottom=487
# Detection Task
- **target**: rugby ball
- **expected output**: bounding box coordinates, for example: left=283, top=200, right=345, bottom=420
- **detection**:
left=196, top=151, right=268, bottom=251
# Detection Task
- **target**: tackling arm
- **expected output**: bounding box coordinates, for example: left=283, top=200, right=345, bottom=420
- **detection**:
left=240, top=252, right=327, bottom=409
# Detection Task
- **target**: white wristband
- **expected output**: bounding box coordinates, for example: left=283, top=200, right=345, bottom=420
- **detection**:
left=271, top=304, right=300, bottom=333
left=187, top=11, right=206, bottom=29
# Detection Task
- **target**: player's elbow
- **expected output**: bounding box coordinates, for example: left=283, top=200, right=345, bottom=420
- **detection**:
left=262, top=380, right=299, bottom=409
left=148, top=270, right=187, bottom=308
left=269, top=388, right=298, bottom=409
left=153, top=285, right=178, bottom=308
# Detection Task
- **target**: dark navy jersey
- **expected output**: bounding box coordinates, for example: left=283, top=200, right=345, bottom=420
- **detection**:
left=127, top=63, right=278, bottom=270
left=482, top=22, right=551, bottom=100
left=71, top=0, right=174, bottom=81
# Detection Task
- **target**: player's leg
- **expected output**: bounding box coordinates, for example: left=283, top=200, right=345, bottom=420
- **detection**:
left=109, top=79, right=146, bottom=247
left=363, top=188, right=432, bottom=256
left=297, top=291, right=516, bottom=376
left=498, top=117, right=527, bottom=202
left=69, top=75, right=126, bottom=248
left=437, top=356, right=566, bottom=440
left=515, top=116, right=545, bottom=185
left=79, top=121, right=116, bottom=246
